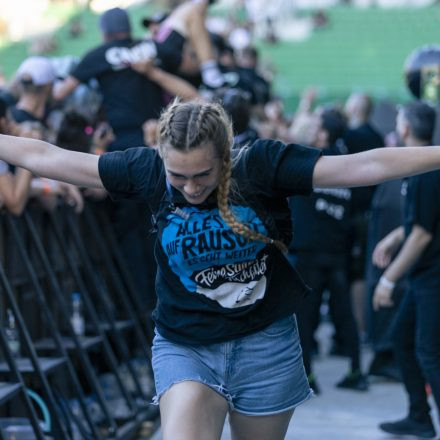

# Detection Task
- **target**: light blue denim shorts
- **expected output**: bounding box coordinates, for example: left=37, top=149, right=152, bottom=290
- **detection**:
left=151, top=315, right=313, bottom=415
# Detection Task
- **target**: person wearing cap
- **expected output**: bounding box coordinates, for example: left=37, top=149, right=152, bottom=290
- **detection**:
left=142, top=11, right=168, bottom=39
left=9, top=56, right=56, bottom=125
left=54, top=7, right=197, bottom=150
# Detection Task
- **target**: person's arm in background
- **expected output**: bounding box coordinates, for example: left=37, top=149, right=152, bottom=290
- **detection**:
left=29, top=178, right=84, bottom=213
left=185, top=1, right=214, bottom=64
left=0, top=167, right=33, bottom=215
left=52, top=75, right=80, bottom=101
left=372, top=224, right=431, bottom=310
left=131, top=60, right=199, bottom=101
left=313, top=146, right=440, bottom=188
left=371, top=226, right=405, bottom=268
left=0, top=134, right=102, bottom=188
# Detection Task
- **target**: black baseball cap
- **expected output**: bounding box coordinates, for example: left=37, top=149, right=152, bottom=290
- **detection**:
left=142, top=11, right=168, bottom=28
left=99, top=8, right=131, bottom=35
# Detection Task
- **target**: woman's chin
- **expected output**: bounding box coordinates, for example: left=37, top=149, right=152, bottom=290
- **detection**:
left=184, top=194, right=206, bottom=204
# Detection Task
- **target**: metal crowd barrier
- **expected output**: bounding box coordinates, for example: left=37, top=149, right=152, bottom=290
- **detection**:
left=0, top=199, right=158, bottom=439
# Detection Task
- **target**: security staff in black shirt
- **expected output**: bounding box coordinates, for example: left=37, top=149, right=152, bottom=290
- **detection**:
left=343, top=93, right=384, bottom=340
left=365, top=177, right=406, bottom=380
left=374, top=101, right=440, bottom=439
left=289, top=107, right=368, bottom=393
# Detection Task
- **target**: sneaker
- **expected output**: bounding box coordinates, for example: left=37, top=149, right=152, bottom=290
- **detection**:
left=369, top=363, right=402, bottom=382
left=379, top=416, right=436, bottom=438
left=336, top=370, right=369, bottom=391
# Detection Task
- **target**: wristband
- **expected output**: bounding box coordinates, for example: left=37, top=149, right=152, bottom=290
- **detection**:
left=42, top=182, right=51, bottom=195
left=94, top=147, right=105, bottom=155
left=379, top=275, right=395, bottom=290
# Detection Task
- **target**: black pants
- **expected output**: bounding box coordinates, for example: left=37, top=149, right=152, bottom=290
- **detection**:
left=293, top=253, right=361, bottom=376
left=391, top=286, right=440, bottom=422
left=367, top=281, right=406, bottom=353
left=108, top=200, right=157, bottom=312
left=106, top=131, right=157, bottom=312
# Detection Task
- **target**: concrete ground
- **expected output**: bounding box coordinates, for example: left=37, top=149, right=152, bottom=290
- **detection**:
left=150, top=322, right=439, bottom=440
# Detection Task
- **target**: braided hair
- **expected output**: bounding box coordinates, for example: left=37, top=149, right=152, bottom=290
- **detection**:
left=157, top=99, right=287, bottom=253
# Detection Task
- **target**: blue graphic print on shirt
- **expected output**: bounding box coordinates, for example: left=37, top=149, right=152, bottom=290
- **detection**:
left=161, top=205, right=269, bottom=309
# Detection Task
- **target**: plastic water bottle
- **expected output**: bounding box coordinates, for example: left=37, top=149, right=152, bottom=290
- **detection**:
left=4, top=308, right=20, bottom=357
left=70, top=293, right=85, bottom=336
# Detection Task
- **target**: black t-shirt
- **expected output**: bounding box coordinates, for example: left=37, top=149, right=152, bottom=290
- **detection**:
left=233, top=127, right=259, bottom=151
left=236, top=67, right=271, bottom=105
left=98, top=139, right=321, bottom=344
left=344, top=123, right=384, bottom=214
left=404, top=170, right=440, bottom=288
left=344, top=123, right=384, bottom=155
left=289, top=146, right=352, bottom=258
left=364, top=179, right=406, bottom=289
left=72, top=38, right=164, bottom=131
left=154, top=26, right=185, bottom=73
left=9, top=107, right=43, bottom=124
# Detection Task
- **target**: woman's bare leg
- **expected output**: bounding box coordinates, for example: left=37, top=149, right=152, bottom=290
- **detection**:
left=229, top=409, right=294, bottom=440
left=160, top=380, right=229, bottom=440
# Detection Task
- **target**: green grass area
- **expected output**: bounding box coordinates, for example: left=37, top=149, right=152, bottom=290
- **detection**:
left=0, top=4, right=438, bottom=111
left=257, top=6, right=439, bottom=110
left=0, top=3, right=157, bottom=77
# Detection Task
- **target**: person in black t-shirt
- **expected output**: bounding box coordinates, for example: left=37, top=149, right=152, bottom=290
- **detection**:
left=236, top=46, right=271, bottom=107
left=54, top=7, right=197, bottom=150
left=221, top=88, right=259, bottom=150
left=373, top=101, right=440, bottom=439
left=289, top=107, right=367, bottom=393
left=3, top=99, right=440, bottom=439
left=365, top=177, right=406, bottom=381
left=343, top=93, right=384, bottom=340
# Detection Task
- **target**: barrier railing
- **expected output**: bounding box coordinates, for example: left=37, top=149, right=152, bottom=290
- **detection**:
left=0, top=200, right=158, bottom=439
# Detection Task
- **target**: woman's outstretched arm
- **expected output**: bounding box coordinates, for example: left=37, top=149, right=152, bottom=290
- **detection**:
left=0, top=134, right=103, bottom=188
left=313, top=146, right=440, bottom=188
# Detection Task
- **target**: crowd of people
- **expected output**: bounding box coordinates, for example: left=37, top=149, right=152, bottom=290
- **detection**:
left=0, top=1, right=439, bottom=439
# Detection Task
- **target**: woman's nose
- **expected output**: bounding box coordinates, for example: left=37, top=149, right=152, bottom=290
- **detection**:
left=184, top=180, right=199, bottom=194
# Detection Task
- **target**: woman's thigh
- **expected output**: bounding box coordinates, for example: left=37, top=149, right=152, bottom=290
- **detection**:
left=229, top=409, right=294, bottom=440
left=160, top=381, right=229, bottom=440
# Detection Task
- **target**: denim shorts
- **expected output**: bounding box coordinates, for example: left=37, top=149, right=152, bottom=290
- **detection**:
left=151, top=315, right=313, bottom=415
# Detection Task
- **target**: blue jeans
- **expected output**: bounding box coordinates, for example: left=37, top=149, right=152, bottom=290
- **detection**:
left=152, top=315, right=312, bottom=415
left=391, top=286, right=440, bottom=422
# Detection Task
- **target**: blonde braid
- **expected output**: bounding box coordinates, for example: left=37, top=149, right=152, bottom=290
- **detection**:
left=217, top=151, right=288, bottom=253
left=158, top=98, right=181, bottom=152
left=186, top=105, right=209, bottom=148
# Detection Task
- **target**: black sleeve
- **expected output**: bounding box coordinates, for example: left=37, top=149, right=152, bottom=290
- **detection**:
left=240, top=139, right=321, bottom=197
left=71, top=47, right=108, bottom=83
left=98, top=147, right=164, bottom=201
left=410, top=172, right=440, bottom=234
